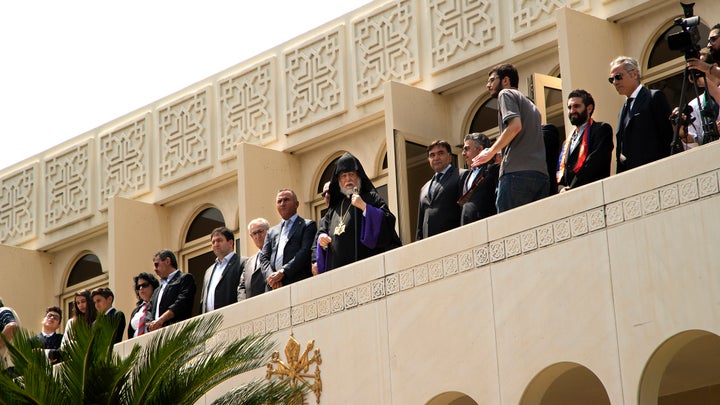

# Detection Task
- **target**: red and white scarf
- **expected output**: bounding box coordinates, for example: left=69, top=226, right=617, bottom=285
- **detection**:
left=556, top=118, right=592, bottom=183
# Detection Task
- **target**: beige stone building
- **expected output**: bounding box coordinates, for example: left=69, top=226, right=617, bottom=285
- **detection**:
left=1, top=0, right=719, bottom=403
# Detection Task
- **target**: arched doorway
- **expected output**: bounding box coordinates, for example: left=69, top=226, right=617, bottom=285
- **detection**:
left=639, top=330, right=720, bottom=405
left=520, top=362, right=611, bottom=405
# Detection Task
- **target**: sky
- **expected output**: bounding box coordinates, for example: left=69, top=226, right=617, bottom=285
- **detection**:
left=0, top=0, right=371, bottom=170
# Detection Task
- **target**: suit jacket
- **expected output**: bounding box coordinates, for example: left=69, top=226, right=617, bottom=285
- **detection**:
left=616, top=86, right=673, bottom=173
left=459, top=163, right=499, bottom=225
left=106, top=308, right=126, bottom=345
left=237, top=252, right=269, bottom=300
left=259, top=216, right=316, bottom=285
left=148, top=271, right=196, bottom=327
left=558, top=121, right=614, bottom=190
left=200, top=253, right=242, bottom=313
left=416, top=166, right=463, bottom=240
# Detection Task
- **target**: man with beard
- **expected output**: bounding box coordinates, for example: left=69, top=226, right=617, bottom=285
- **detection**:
left=556, top=89, right=613, bottom=192
left=687, top=24, right=720, bottom=86
left=472, top=63, right=549, bottom=213
left=315, top=153, right=401, bottom=273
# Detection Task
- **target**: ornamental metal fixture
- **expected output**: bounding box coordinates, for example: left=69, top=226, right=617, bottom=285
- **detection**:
left=266, top=333, right=323, bottom=404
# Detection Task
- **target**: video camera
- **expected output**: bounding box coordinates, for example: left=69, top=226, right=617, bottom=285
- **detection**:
left=666, top=3, right=702, bottom=62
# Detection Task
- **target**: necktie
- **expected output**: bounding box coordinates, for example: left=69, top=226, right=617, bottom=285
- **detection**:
left=622, top=97, right=634, bottom=127
left=430, top=172, right=442, bottom=195
left=275, top=220, right=290, bottom=270
left=465, top=168, right=479, bottom=193
left=137, top=303, right=149, bottom=336
left=569, top=130, right=580, bottom=152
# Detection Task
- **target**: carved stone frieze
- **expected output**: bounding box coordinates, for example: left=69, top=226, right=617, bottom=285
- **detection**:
left=284, top=27, right=345, bottom=131
left=352, top=0, right=419, bottom=104
left=0, top=166, right=36, bottom=243
left=217, top=59, right=275, bottom=158
left=99, top=118, right=150, bottom=208
left=429, top=0, right=500, bottom=72
left=157, top=90, right=211, bottom=185
left=44, top=142, right=91, bottom=231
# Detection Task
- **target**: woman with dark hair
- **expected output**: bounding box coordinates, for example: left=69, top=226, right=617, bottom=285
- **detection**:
left=61, top=289, right=98, bottom=347
left=127, top=272, right=159, bottom=339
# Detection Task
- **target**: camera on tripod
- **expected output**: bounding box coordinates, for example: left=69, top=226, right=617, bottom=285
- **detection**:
left=667, top=3, right=702, bottom=70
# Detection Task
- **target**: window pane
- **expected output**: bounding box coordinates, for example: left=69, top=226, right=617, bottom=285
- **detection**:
left=66, top=254, right=103, bottom=287
left=185, top=208, right=225, bottom=242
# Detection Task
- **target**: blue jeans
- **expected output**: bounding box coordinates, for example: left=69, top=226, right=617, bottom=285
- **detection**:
left=496, top=170, right=549, bottom=213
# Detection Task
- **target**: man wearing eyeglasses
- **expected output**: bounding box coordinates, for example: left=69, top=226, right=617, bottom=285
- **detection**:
left=708, top=24, right=720, bottom=61
left=609, top=56, right=673, bottom=173
left=31, top=307, right=63, bottom=364
left=471, top=63, right=549, bottom=213
left=238, top=218, right=271, bottom=301
left=147, top=249, right=196, bottom=332
left=200, top=227, right=242, bottom=313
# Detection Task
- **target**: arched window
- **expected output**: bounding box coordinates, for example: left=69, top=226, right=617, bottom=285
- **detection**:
left=61, top=253, right=108, bottom=330
left=185, top=207, right=225, bottom=242
left=469, top=98, right=499, bottom=136
left=65, top=254, right=103, bottom=287
left=645, top=21, right=711, bottom=109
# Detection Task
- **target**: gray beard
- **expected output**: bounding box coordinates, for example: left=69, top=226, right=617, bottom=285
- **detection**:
left=341, top=179, right=362, bottom=198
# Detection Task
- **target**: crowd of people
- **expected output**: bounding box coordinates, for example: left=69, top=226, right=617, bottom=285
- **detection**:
left=2, top=26, right=718, bottom=373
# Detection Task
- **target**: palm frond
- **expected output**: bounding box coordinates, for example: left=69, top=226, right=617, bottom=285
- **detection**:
left=0, top=328, right=70, bottom=405
left=125, top=314, right=225, bottom=404
left=2, top=312, right=290, bottom=405
left=154, top=333, right=276, bottom=404
left=57, top=313, right=134, bottom=404
left=211, top=379, right=306, bottom=405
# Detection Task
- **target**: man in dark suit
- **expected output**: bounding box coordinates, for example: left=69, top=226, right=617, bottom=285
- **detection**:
left=200, top=227, right=241, bottom=313
left=557, top=89, right=614, bottom=192
left=610, top=56, right=673, bottom=173
left=91, top=288, right=125, bottom=344
left=260, top=189, right=317, bottom=290
left=238, top=218, right=271, bottom=300
left=31, top=306, right=63, bottom=364
left=147, top=249, right=196, bottom=332
left=458, top=133, right=499, bottom=225
left=416, top=139, right=463, bottom=240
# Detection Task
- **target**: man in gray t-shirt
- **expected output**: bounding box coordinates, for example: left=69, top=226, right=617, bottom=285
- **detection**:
left=472, top=63, right=549, bottom=212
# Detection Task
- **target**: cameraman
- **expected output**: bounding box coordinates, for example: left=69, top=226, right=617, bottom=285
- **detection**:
left=688, top=24, right=720, bottom=80
left=677, top=49, right=720, bottom=147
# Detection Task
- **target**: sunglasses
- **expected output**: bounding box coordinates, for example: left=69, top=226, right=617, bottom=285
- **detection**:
left=608, top=73, right=624, bottom=84
left=136, top=282, right=151, bottom=290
